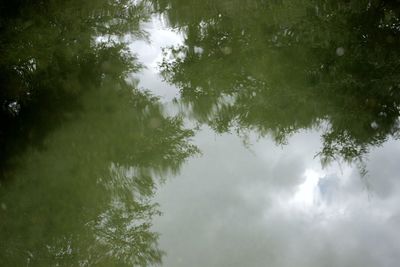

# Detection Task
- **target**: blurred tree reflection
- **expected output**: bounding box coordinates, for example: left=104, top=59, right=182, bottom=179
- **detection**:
left=0, top=0, right=199, bottom=266
left=0, top=0, right=150, bottom=174
left=152, top=0, right=400, bottom=164
left=0, top=81, right=199, bottom=265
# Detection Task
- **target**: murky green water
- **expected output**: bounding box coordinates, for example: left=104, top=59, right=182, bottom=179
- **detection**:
left=1, top=0, right=400, bottom=266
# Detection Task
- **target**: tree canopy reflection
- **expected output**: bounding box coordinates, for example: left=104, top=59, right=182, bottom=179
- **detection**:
left=0, top=0, right=198, bottom=266
left=0, top=82, right=199, bottom=266
left=0, top=0, right=150, bottom=175
left=153, top=0, right=400, bottom=165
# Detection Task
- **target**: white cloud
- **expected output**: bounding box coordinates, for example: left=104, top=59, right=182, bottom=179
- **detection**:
left=153, top=127, right=400, bottom=267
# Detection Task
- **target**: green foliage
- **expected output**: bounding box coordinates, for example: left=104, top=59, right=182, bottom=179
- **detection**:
left=0, top=49, right=199, bottom=267
left=0, top=0, right=199, bottom=266
left=0, top=0, right=150, bottom=174
left=154, top=0, right=400, bottom=164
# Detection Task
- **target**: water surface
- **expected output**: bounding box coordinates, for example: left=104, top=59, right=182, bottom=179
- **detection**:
left=1, top=0, right=400, bottom=266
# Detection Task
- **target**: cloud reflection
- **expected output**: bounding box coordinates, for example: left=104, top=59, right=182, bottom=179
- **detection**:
left=153, top=127, right=400, bottom=267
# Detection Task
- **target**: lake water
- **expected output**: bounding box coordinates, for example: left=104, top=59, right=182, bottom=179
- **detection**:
left=1, top=1, right=400, bottom=266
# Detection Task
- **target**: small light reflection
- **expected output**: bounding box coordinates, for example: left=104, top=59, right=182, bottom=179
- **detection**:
left=288, top=166, right=351, bottom=219
left=292, top=169, right=321, bottom=208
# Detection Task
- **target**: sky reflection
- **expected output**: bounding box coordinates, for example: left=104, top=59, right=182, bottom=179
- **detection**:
left=153, top=127, right=400, bottom=267
left=135, top=18, right=400, bottom=267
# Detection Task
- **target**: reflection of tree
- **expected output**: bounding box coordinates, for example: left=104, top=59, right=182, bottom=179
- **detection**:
left=0, top=1, right=199, bottom=266
left=0, top=0, right=150, bottom=175
left=85, top=164, right=166, bottom=266
left=0, top=73, right=199, bottom=266
left=153, top=0, right=400, bottom=164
